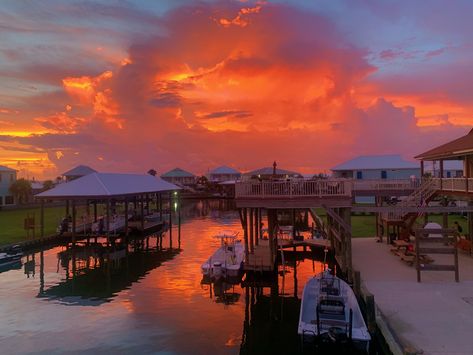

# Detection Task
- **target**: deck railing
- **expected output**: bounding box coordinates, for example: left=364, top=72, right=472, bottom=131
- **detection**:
left=352, top=179, right=420, bottom=191
left=236, top=177, right=473, bottom=199
left=433, top=178, right=473, bottom=192
left=235, top=179, right=352, bottom=198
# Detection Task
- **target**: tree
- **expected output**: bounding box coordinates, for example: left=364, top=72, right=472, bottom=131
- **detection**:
left=42, top=180, right=55, bottom=191
left=147, top=169, right=157, bottom=176
left=9, top=178, right=32, bottom=204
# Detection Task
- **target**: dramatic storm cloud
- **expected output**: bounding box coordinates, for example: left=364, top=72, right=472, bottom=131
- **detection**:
left=0, top=0, right=471, bottom=178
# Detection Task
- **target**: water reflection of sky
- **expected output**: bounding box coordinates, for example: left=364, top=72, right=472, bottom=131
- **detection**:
left=0, top=200, right=327, bottom=354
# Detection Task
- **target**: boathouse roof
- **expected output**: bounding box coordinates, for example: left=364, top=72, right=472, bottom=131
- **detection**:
left=245, top=167, right=302, bottom=176
left=0, top=165, right=16, bottom=172
left=415, top=128, right=473, bottom=160
left=62, top=165, right=97, bottom=177
left=210, top=166, right=241, bottom=175
left=332, top=155, right=419, bottom=171
left=161, top=167, right=195, bottom=178
left=36, top=173, right=179, bottom=199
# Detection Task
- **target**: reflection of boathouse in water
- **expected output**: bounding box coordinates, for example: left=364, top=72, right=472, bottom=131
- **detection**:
left=36, top=237, right=181, bottom=306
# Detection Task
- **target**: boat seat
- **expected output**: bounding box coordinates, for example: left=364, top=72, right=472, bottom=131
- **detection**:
left=318, top=299, right=345, bottom=315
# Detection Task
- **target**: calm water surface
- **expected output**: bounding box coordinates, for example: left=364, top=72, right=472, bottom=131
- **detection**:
left=0, top=200, right=333, bottom=354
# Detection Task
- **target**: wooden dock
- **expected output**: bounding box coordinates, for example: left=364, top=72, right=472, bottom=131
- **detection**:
left=244, top=239, right=275, bottom=272
left=352, top=237, right=473, bottom=354
left=277, top=238, right=330, bottom=250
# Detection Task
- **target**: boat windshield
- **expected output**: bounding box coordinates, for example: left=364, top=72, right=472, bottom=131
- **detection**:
left=320, top=275, right=341, bottom=296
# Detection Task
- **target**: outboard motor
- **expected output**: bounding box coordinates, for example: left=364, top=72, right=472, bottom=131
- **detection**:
left=212, top=262, right=223, bottom=280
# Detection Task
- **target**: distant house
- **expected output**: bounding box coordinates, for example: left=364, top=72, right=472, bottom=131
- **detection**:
left=31, top=181, right=44, bottom=195
left=0, top=165, right=17, bottom=206
left=331, top=155, right=420, bottom=180
left=62, top=165, right=97, bottom=182
left=209, top=166, right=241, bottom=182
left=244, top=166, right=302, bottom=180
left=161, top=168, right=196, bottom=186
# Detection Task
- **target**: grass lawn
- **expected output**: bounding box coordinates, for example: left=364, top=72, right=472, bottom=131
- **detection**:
left=312, top=208, right=468, bottom=238
left=0, top=205, right=94, bottom=246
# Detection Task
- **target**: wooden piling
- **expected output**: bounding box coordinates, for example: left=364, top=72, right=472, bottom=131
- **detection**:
left=249, top=208, right=254, bottom=253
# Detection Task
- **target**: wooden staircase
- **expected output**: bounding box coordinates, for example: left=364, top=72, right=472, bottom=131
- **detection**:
left=382, top=179, right=438, bottom=236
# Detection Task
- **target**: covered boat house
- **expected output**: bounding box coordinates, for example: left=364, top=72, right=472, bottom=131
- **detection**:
left=36, top=172, right=180, bottom=242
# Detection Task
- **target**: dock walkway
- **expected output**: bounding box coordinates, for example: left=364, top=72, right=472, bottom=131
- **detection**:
left=352, top=237, right=473, bottom=354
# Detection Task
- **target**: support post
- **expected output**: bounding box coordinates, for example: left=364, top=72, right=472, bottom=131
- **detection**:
left=40, top=199, right=44, bottom=238
left=249, top=208, right=254, bottom=253
left=124, top=198, right=129, bottom=238
left=140, top=195, right=145, bottom=232
left=72, top=200, right=76, bottom=244
left=93, top=202, right=97, bottom=222
left=243, top=209, right=249, bottom=262
left=106, top=199, right=111, bottom=244
left=342, top=207, right=352, bottom=278
left=178, top=193, right=181, bottom=249
left=169, top=192, right=173, bottom=249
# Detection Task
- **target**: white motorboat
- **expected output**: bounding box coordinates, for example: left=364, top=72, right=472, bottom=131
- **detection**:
left=298, top=270, right=371, bottom=352
left=92, top=215, right=127, bottom=234
left=0, top=246, right=22, bottom=268
left=201, top=232, right=244, bottom=280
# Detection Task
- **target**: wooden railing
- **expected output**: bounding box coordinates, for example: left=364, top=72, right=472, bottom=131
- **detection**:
left=433, top=178, right=473, bottom=192
left=352, top=179, right=420, bottom=191
left=236, top=177, right=473, bottom=199
left=235, top=180, right=352, bottom=198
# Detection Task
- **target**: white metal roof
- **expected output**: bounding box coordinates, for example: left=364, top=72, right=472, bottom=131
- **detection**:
left=210, top=166, right=241, bottom=175
left=37, top=173, right=180, bottom=199
left=331, top=155, right=419, bottom=171
left=62, top=165, right=97, bottom=177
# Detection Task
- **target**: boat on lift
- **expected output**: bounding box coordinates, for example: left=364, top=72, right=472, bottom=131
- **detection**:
left=201, top=232, right=244, bottom=280
left=0, top=246, right=22, bottom=269
left=298, top=269, right=371, bottom=352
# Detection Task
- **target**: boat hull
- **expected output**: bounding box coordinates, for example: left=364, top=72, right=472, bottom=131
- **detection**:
left=298, top=271, right=371, bottom=353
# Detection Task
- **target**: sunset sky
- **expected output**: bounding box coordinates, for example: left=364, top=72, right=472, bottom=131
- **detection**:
left=1, top=0, right=472, bottom=179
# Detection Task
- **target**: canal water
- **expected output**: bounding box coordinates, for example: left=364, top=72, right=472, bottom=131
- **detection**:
left=0, top=200, right=354, bottom=354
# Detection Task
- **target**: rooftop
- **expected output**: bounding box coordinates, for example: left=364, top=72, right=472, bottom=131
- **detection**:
left=332, top=154, right=419, bottom=171
left=62, top=165, right=97, bottom=177
left=161, top=168, right=195, bottom=178
left=0, top=165, right=16, bottom=172
left=37, top=173, right=180, bottom=199
left=210, top=165, right=241, bottom=175
left=415, top=128, right=473, bottom=160
left=245, top=166, right=302, bottom=176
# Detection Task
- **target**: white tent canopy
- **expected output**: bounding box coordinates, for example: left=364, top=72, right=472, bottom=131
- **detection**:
left=37, top=173, right=180, bottom=199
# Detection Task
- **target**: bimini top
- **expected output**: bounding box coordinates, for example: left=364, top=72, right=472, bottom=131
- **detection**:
left=210, top=166, right=241, bottom=175
left=36, top=173, right=180, bottom=199
left=332, top=155, right=419, bottom=171
left=161, top=167, right=195, bottom=178
left=415, top=128, right=473, bottom=160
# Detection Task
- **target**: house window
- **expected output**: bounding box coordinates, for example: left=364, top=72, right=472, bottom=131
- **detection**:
left=5, top=195, right=14, bottom=205
left=0, top=196, right=3, bottom=205
left=356, top=171, right=363, bottom=179
left=381, top=171, right=387, bottom=179
left=446, top=171, right=451, bottom=178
